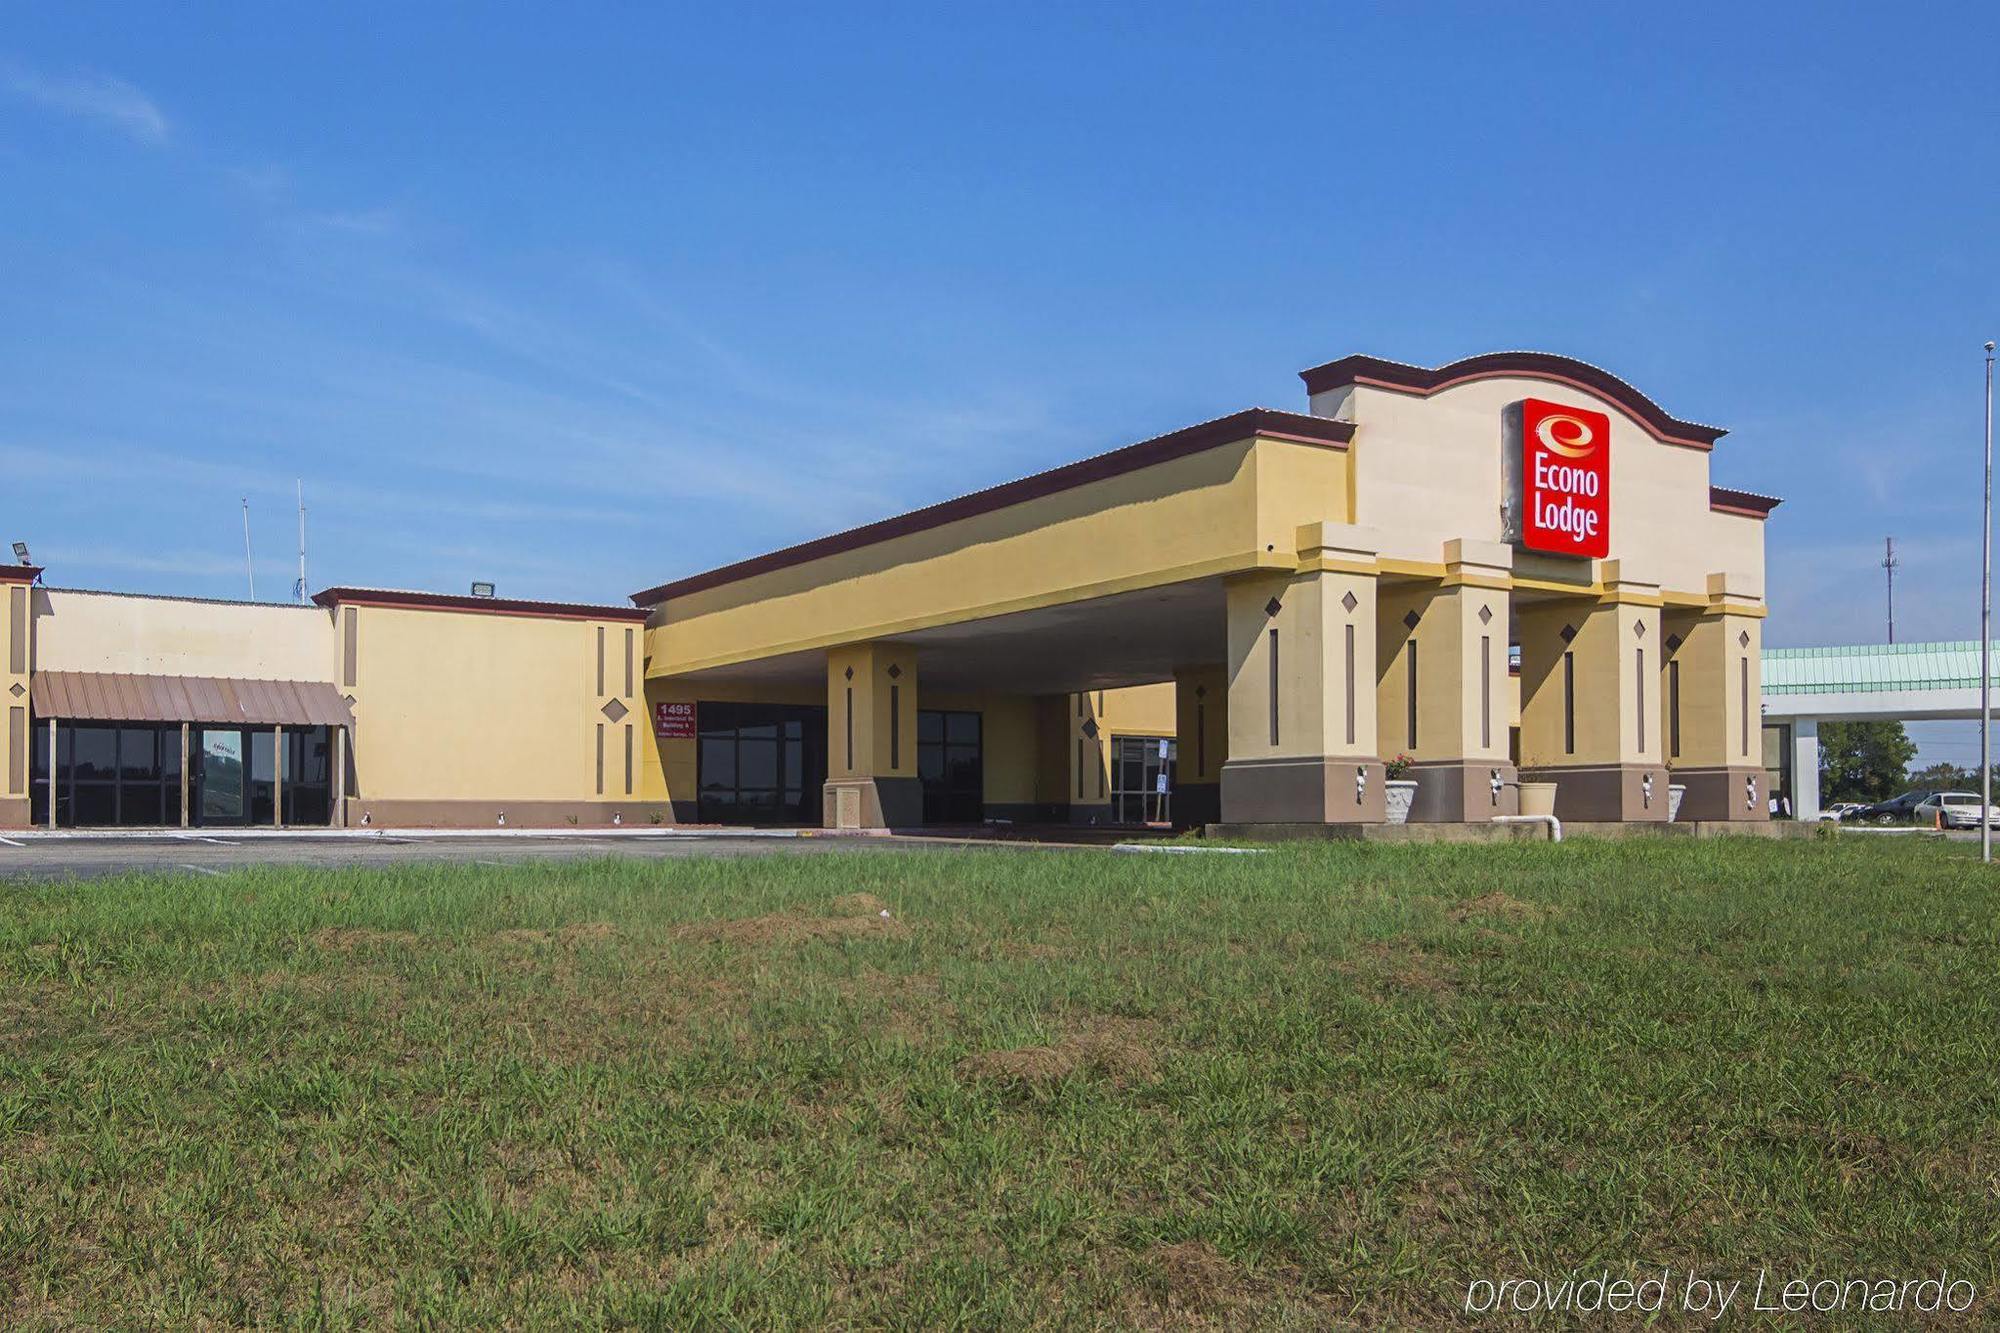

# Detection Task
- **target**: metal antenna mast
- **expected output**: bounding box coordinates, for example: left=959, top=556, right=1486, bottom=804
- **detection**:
left=295, top=480, right=308, bottom=603
left=241, top=497, right=256, bottom=601
left=1883, top=536, right=1898, bottom=643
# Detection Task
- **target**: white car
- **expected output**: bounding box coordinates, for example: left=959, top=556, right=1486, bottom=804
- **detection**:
left=1818, top=801, right=1864, bottom=822
left=1911, top=792, right=2000, bottom=829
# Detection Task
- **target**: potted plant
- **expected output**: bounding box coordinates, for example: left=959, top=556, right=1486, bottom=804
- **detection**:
left=1384, top=753, right=1418, bottom=824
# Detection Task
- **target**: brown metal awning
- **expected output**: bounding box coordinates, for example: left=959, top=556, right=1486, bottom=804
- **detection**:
left=30, top=671, right=353, bottom=728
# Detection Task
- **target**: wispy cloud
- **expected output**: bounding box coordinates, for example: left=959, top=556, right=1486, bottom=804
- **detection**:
left=2, top=61, right=169, bottom=145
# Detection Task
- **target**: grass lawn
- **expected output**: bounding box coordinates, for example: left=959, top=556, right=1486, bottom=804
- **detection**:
left=1, top=837, right=1997, bottom=1327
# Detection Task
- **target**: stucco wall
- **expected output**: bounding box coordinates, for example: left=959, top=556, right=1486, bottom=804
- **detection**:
left=344, top=604, right=637, bottom=805
left=1312, top=378, right=1764, bottom=598
left=33, top=589, right=336, bottom=680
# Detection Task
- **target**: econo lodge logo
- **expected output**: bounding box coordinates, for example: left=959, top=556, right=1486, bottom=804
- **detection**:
left=1519, top=397, right=1611, bottom=558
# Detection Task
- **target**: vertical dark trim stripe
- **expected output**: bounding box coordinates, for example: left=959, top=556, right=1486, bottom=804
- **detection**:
left=595, top=723, right=605, bottom=796
left=1196, top=702, right=1207, bottom=777
left=1076, top=738, right=1084, bottom=799
left=1563, top=651, right=1576, bottom=755
left=7, top=706, right=21, bottom=794
left=1636, top=648, right=1646, bottom=752
left=845, top=687, right=854, bottom=771
left=341, top=608, right=358, bottom=687
left=8, top=586, right=24, bottom=675
left=889, top=684, right=901, bottom=770
left=1344, top=623, right=1357, bottom=746
left=1267, top=628, right=1280, bottom=747
left=1096, top=738, right=1104, bottom=798
left=1480, top=635, right=1492, bottom=750
left=624, top=627, right=634, bottom=697
left=1740, top=657, right=1750, bottom=757
left=1405, top=640, right=1418, bottom=750
left=1669, top=659, right=1682, bottom=758
left=595, top=626, right=606, bottom=696
left=624, top=723, right=633, bottom=795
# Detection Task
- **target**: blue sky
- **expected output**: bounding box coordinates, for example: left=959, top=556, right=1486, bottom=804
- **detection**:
left=3, top=5, right=1997, bottom=757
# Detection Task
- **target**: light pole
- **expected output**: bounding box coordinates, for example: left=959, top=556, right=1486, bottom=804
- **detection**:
left=1984, top=341, right=1995, bottom=864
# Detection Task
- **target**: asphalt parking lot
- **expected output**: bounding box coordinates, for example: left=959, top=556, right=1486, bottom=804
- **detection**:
left=0, top=831, right=985, bottom=882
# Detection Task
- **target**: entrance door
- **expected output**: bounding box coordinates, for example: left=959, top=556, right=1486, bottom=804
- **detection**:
left=918, top=710, right=982, bottom=824
left=195, top=727, right=247, bottom=826
left=1111, top=735, right=1176, bottom=825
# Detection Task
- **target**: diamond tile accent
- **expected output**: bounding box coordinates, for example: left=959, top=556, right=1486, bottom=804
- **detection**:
left=1738, top=630, right=1751, bottom=648
left=1403, top=609, right=1421, bottom=631
left=1081, top=719, right=1100, bottom=740
left=601, top=698, right=629, bottom=722
left=1477, top=604, right=1492, bottom=625
left=1559, top=623, right=1577, bottom=644
left=6, top=683, right=20, bottom=698
left=887, top=663, right=902, bottom=679
left=844, top=666, right=854, bottom=681
left=1340, top=590, right=1358, bottom=613
left=1264, top=597, right=1283, bottom=618
left=1633, top=619, right=1646, bottom=639
left=1665, top=633, right=1683, bottom=652
left=1194, top=685, right=1207, bottom=699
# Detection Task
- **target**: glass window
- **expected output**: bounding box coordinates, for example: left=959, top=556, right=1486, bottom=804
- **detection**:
left=739, top=738, right=778, bottom=789
left=72, top=726, right=116, bottom=781
left=119, top=728, right=159, bottom=781
left=946, top=712, right=980, bottom=745
left=699, top=737, right=735, bottom=791
left=74, top=783, right=116, bottom=826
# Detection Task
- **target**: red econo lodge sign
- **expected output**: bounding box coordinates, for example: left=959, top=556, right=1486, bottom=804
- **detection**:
left=1509, top=397, right=1611, bottom=559
left=654, top=701, right=695, bottom=739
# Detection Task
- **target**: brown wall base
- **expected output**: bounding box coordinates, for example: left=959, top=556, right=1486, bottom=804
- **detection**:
left=1671, top=766, right=1773, bottom=822
left=1520, top=764, right=1672, bottom=822
left=1407, top=760, right=1519, bottom=822
left=1221, top=755, right=1387, bottom=824
left=0, top=796, right=28, bottom=829
left=822, top=777, right=923, bottom=830
left=1173, top=782, right=1220, bottom=830
left=341, top=799, right=675, bottom=829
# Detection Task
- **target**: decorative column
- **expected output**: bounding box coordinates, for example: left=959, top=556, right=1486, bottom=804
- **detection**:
left=1517, top=560, right=1669, bottom=822
left=1219, top=524, right=1384, bottom=824
left=1172, top=665, right=1228, bottom=828
left=1374, top=539, right=1518, bottom=821
left=823, top=642, right=921, bottom=830
left=1660, top=572, right=1769, bottom=822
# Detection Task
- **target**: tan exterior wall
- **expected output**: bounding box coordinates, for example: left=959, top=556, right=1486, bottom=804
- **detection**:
left=342, top=604, right=640, bottom=811
left=33, top=589, right=335, bottom=680
left=1, top=579, right=30, bottom=821
left=1310, top=378, right=1765, bottom=601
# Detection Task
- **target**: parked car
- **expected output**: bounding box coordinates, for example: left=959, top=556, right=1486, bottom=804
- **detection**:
left=1912, top=791, right=2000, bottom=829
left=1818, top=801, right=1865, bottom=822
left=1847, top=790, right=1941, bottom=825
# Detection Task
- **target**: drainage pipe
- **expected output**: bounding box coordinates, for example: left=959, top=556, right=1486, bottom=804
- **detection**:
left=1491, top=814, right=1563, bottom=843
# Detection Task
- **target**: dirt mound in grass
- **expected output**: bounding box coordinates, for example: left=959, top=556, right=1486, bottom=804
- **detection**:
left=310, top=926, right=418, bottom=951
left=675, top=893, right=908, bottom=947
left=1148, top=1240, right=1248, bottom=1313
left=1448, top=891, right=1550, bottom=924
left=493, top=921, right=618, bottom=947
left=956, top=1017, right=1159, bottom=1086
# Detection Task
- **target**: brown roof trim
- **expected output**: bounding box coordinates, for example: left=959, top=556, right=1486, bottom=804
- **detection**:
left=630, top=408, right=1354, bottom=606
left=1709, top=485, right=1782, bottom=518
left=0, top=565, right=43, bottom=585
left=1299, top=352, right=1728, bottom=450
left=312, top=587, right=650, bottom=623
